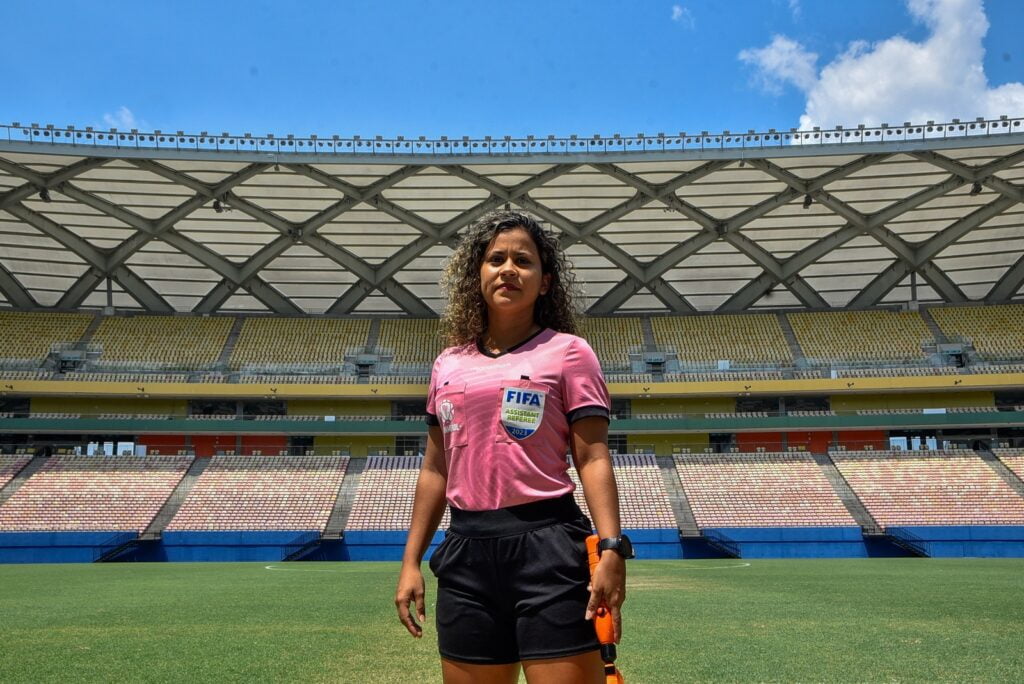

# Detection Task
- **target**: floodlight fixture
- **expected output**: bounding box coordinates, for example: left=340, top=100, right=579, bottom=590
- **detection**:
left=802, top=194, right=812, bottom=209
left=38, top=188, right=51, bottom=203
left=970, top=182, right=983, bottom=196
left=213, top=199, right=224, bottom=213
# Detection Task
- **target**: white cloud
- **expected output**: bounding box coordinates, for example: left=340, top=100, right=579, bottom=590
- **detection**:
left=671, top=4, right=694, bottom=29
left=788, top=0, right=801, bottom=20
left=738, top=36, right=818, bottom=95
left=102, top=106, right=141, bottom=130
left=739, top=0, right=1024, bottom=130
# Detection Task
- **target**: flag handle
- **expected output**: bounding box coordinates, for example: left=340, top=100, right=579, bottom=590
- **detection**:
left=586, top=534, right=625, bottom=684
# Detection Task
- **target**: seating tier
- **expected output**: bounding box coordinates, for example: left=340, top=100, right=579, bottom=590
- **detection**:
left=346, top=456, right=451, bottom=530
left=0, top=455, right=32, bottom=490
left=787, top=310, right=930, bottom=362
left=92, top=315, right=232, bottom=368
left=568, top=454, right=677, bottom=528
left=831, top=450, right=1024, bottom=527
left=165, top=456, right=348, bottom=531
left=993, top=448, right=1024, bottom=483
left=230, top=317, right=370, bottom=368
left=0, top=310, right=91, bottom=363
left=577, top=317, right=644, bottom=369
left=651, top=314, right=791, bottom=364
left=378, top=318, right=443, bottom=367
left=0, top=456, right=192, bottom=531
left=929, top=304, right=1024, bottom=360
left=673, top=452, right=855, bottom=528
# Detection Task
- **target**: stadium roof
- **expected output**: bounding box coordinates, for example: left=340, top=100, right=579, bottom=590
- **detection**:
left=1, top=117, right=1023, bottom=317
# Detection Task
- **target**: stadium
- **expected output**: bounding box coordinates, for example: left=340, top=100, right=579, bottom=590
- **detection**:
left=2, top=118, right=1024, bottom=681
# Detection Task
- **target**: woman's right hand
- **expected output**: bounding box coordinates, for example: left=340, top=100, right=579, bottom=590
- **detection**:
left=395, top=562, right=426, bottom=638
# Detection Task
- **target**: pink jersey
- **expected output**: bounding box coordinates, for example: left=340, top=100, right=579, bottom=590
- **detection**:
left=426, top=328, right=610, bottom=511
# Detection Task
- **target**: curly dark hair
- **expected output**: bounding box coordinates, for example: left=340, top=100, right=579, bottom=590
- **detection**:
left=440, top=210, right=579, bottom=347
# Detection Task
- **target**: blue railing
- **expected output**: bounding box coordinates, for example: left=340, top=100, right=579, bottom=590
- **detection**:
left=3, top=116, right=1022, bottom=157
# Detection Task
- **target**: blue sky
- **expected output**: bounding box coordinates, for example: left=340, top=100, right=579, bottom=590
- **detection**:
left=2, top=0, right=1022, bottom=139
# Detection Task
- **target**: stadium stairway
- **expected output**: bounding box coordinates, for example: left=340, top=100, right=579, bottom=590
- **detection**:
left=811, top=452, right=883, bottom=536
left=0, top=454, right=48, bottom=507
left=918, top=308, right=950, bottom=345
left=322, top=457, right=367, bottom=540
left=702, top=530, right=741, bottom=558
left=76, top=312, right=104, bottom=348
left=776, top=312, right=806, bottom=364
left=656, top=457, right=701, bottom=538
left=365, top=318, right=382, bottom=351
left=978, top=450, right=1024, bottom=499
left=640, top=318, right=657, bottom=352
left=216, top=317, right=245, bottom=367
left=139, top=457, right=209, bottom=541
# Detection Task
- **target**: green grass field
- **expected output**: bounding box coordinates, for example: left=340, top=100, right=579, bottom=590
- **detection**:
left=1, top=559, right=1022, bottom=682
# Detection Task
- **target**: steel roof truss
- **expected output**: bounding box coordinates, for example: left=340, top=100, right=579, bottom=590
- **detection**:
left=0, top=259, right=36, bottom=308
left=324, top=164, right=582, bottom=315
left=58, top=164, right=298, bottom=313
left=588, top=158, right=888, bottom=312
left=849, top=195, right=1017, bottom=307
left=0, top=157, right=109, bottom=214
left=748, top=157, right=974, bottom=304
left=988, top=253, right=1024, bottom=301
left=125, top=161, right=426, bottom=314
left=589, top=158, right=873, bottom=313
left=3, top=203, right=172, bottom=311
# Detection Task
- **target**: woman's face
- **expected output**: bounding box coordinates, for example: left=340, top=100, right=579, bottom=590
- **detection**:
left=479, top=227, right=551, bottom=320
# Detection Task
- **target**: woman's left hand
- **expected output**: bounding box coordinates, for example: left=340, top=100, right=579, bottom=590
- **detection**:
left=585, top=552, right=626, bottom=642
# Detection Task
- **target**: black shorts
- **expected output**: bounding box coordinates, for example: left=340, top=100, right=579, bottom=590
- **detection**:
left=428, top=493, right=601, bottom=664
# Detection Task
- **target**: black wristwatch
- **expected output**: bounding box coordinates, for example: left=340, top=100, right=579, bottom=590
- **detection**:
left=597, top=535, right=635, bottom=560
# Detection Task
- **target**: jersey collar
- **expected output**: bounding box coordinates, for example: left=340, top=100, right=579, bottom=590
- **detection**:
left=476, top=327, right=548, bottom=358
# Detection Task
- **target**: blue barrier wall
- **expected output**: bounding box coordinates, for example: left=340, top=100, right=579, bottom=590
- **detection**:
left=0, top=531, right=136, bottom=563
left=629, top=529, right=684, bottom=559
left=161, top=530, right=318, bottom=562
left=339, top=528, right=684, bottom=561
left=887, top=526, right=1024, bottom=558
left=340, top=530, right=445, bottom=561
left=703, top=527, right=868, bottom=558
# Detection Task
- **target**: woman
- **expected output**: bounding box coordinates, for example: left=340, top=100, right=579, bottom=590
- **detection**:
left=395, top=211, right=629, bottom=684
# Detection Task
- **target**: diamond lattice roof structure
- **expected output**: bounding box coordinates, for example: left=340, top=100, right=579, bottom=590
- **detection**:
left=1, top=118, right=1023, bottom=316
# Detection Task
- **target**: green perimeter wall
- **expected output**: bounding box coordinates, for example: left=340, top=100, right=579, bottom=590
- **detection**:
left=830, top=391, right=995, bottom=411
left=288, top=400, right=391, bottom=416
left=630, top=397, right=736, bottom=415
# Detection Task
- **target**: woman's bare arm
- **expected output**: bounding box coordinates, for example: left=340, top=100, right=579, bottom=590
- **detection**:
left=570, top=415, right=626, bottom=642
left=395, top=425, right=447, bottom=638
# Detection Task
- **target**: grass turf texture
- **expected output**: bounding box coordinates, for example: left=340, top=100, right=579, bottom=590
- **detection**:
left=1, top=559, right=1022, bottom=682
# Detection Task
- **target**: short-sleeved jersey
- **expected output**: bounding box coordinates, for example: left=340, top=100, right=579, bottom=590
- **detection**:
left=425, top=328, right=610, bottom=511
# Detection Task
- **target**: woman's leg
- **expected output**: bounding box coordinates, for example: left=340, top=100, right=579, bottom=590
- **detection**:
left=441, top=658, right=521, bottom=684
left=521, top=651, right=604, bottom=684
